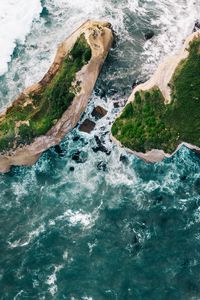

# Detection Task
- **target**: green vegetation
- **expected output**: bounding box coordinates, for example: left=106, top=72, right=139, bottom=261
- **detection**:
left=112, top=37, right=200, bottom=153
left=112, top=88, right=178, bottom=153
left=0, top=34, right=92, bottom=152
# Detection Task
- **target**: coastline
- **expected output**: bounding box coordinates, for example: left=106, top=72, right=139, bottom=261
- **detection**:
left=0, top=20, right=113, bottom=173
left=111, top=29, right=200, bottom=163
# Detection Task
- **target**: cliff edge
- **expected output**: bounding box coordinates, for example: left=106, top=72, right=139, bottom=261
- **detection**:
left=0, top=20, right=113, bottom=173
left=111, top=30, right=200, bottom=163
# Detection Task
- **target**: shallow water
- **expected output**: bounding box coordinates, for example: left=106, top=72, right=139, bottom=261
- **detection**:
left=0, top=0, right=200, bottom=299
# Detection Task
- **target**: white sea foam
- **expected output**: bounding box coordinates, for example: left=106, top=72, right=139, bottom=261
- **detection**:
left=1, top=0, right=198, bottom=110
left=56, top=209, right=95, bottom=228
left=88, top=241, right=97, bottom=255
left=142, top=0, right=200, bottom=75
left=0, top=0, right=42, bottom=76
left=13, top=290, right=24, bottom=300
left=8, top=224, right=45, bottom=248
left=0, top=0, right=146, bottom=104
left=46, top=264, right=64, bottom=296
left=63, top=250, right=69, bottom=261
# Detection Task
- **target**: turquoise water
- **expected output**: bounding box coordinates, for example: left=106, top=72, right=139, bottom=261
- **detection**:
left=1, top=0, right=200, bottom=299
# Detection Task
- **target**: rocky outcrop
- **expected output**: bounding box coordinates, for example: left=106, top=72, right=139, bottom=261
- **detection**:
left=0, top=20, right=113, bottom=173
left=111, top=30, right=200, bottom=163
left=79, top=119, right=96, bottom=133
left=91, top=105, right=107, bottom=119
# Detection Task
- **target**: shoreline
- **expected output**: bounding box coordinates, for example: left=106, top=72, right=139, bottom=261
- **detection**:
left=111, top=29, right=200, bottom=163
left=0, top=20, right=113, bottom=173
left=111, top=134, right=200, bottom=163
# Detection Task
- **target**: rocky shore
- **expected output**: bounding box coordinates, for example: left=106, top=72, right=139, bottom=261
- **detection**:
left=111, top=30, right=200, bottom=163
left=0, top=20, right=113, bottom=173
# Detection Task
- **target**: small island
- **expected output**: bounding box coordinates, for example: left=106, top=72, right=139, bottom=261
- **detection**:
left=111, top=30, right=200, bottom=162
left=0, top=20, right=113, bottom=173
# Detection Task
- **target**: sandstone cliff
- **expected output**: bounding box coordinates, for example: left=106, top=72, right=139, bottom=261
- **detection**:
left=0, top=20, right=113, bottom=173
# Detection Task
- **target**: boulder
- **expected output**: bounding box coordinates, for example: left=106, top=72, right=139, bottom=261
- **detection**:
left=144, top=30, right=155, bottom=40
left=79, top=119, right=96, bottom=133
left=91, top=105, right=107, bottom=120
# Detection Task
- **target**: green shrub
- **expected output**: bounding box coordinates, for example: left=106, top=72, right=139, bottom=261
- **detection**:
left=135, top=92, right=142, bottom=104
left=0, top=33, right=92, bottom=152
left=111, top=122, right=119, bottom=136
left=112, top=37, right=200, bottom=153
left=18, top=124, right=34, bottom=144
left=113, top=38, right=200, bottom=153
left=121, top=103, right=134, bottom=119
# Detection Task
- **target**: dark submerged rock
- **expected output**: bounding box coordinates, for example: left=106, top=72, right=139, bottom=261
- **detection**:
left=54, top=145, right=64, bottom=156
left=40, top=6, right=49, bottom=17
left=95, top=87, right=106, bottom=98
left=91, top=106, right=107, bottom=120
left=180, top=175, right=187, bottom=181
left=155, top=195, right=163, bottom=204
left=71, top=151, right=87, bottom=163
left=132, top=79, right=146, bottom=89
left=69, top=166, right=75, bottom=172
left=113, top=102, right=120, bottom=108
left=120, top=154, right=129, bottom=164
left=73, top=136, right=80, bottom=142
left=193, top=20, right=200, bottom=32
left=97, top=161, right=107, bottom=171
left=79, top=119, right=96, bottom=133
left=92, top=135, right=111, bottom=155
left=144, top=30, right=155, bottom=40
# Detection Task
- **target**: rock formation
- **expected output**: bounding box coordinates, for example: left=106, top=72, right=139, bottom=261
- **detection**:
left=111, top=30, right=200, bottom=163
left=0, top=20, right=113, bottom=172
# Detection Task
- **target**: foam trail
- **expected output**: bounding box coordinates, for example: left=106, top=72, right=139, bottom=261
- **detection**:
left=142, top=0, right=200, bottom=75
left=0, top=0, right=42, bottom=76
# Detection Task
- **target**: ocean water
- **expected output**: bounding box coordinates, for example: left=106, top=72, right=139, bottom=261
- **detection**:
left=0, top=0, right=200, bottom=299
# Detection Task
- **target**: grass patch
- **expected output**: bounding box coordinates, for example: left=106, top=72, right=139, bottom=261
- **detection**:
left=112, top=37, right=200, bottom=153
left=0, top=34, right=92, bottom=152
left=112, top=88, right=178, bottom=153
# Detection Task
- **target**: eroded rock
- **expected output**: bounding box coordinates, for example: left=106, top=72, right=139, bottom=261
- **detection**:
left=111, top=29, right=200, bottom=163
left=91, top=105, right=107, bottom=120
left=92, top=135, right=111, bottom=155
left=0, top=20, right=113, bottom=173
left=79, top=119, right=96, bottom=133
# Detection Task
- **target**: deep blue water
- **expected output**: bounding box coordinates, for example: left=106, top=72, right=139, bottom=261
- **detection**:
left=1, top=0, right=200, bottom=299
